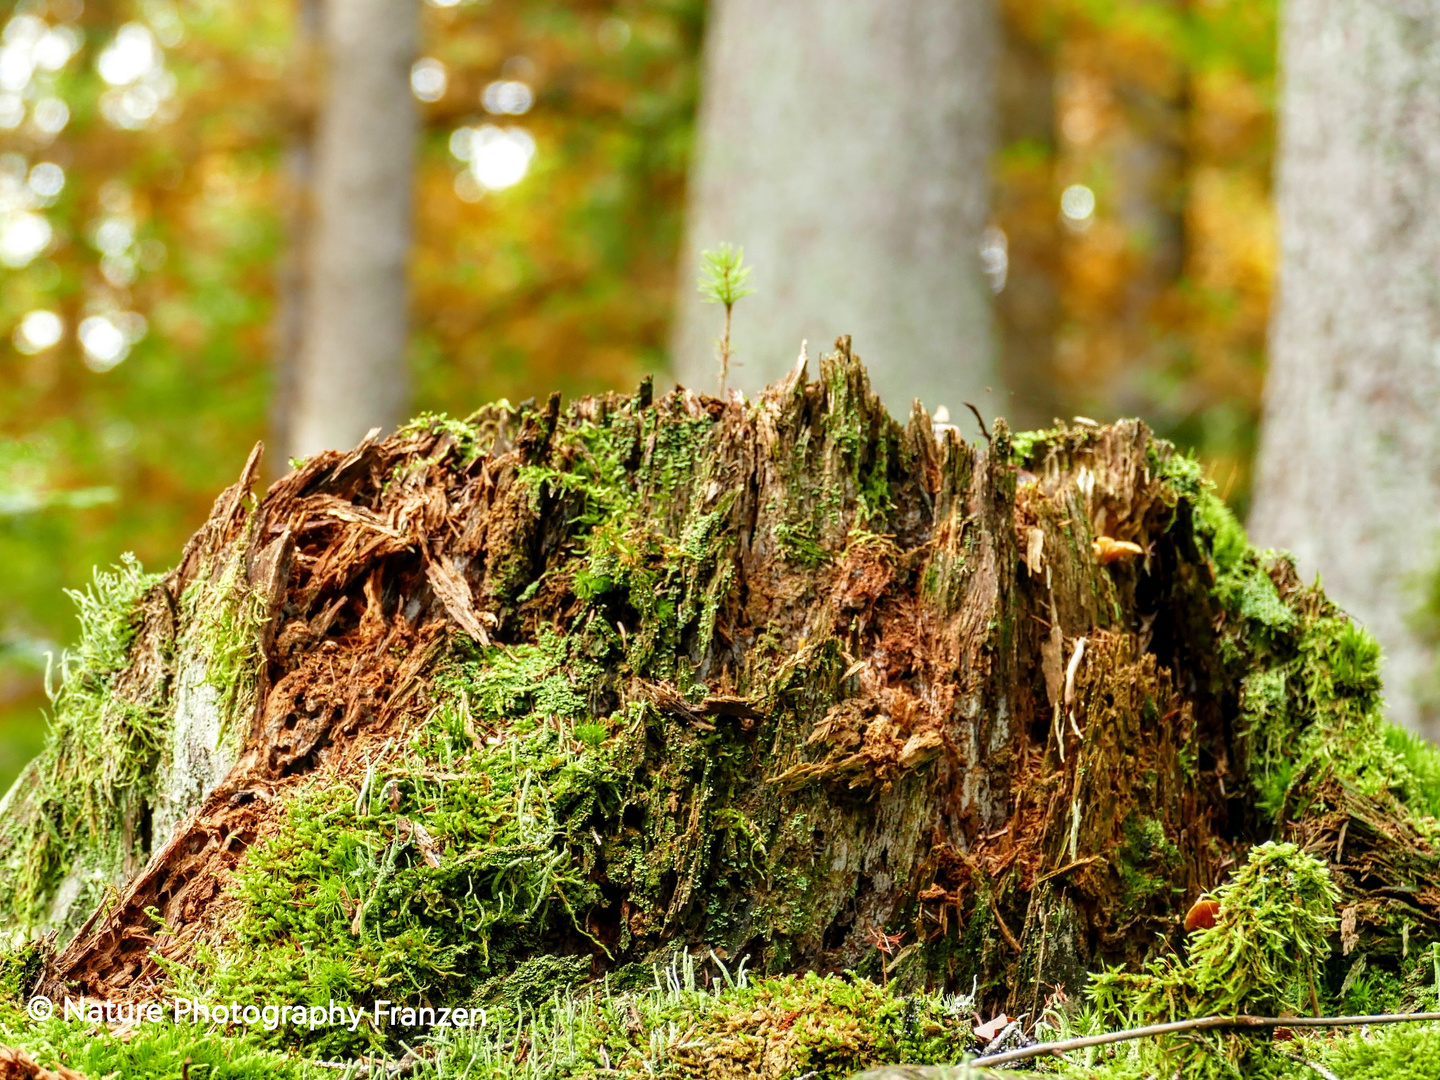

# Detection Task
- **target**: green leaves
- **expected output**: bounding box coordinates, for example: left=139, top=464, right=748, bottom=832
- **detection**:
left=696, top=242, right=755, bottom=310
left=696, top=243, right=755, bottom=390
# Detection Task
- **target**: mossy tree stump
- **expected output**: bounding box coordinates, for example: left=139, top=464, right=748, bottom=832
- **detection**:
left=1, top=341, right=1437, bottom=1033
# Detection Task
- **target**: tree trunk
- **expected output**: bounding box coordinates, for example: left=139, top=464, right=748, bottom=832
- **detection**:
left=994, top=0, right=1062, bottom=430
left=1, top=349, right=1435, bottom=1046
left=268, top=0, right=322, bottom=478
left=287, top=0, right=418, bottom=460
left=671, top=0, right=999, bottom=432
left=1250, top=0, right=1440, bottom=738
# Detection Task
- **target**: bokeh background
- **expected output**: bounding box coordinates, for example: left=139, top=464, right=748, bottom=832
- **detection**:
left=0, top=0, right=1278, bottom=786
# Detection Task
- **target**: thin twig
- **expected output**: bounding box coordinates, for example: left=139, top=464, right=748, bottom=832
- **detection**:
left=1035, top=854, right=1102, bottom=884
left=971, top=1011, right=1440, bottom=1067
left=986, top=892, right=1021, bottom=954
left=1284, top=1051, right=1342, bottom=1080
left=963, top=402, right=991, bottom=443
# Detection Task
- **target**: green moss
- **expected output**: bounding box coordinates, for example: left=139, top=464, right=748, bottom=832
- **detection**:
left=1009, top=426, right=1063, bottom=466
left=176, top=639, right=622, bottom=1055
left=1193, top=489, right=1249, bottom=573
left=1115, top=814, right=1182, bottom=913
left=0, top=555, right=163, bottom=936
left=396, top=412, right=487, bottom=465
left=1215, top=556, right=1297, bottom=638
left=439, top=631, right=603, bottom=728
left=1315, top=1024, right=1440, bottom=1080
left=1089, top=843, right=1338, bottom=1079
left=515, top=407, right=737, bottom=681
left=0, top=1002, right=307, bottom=1080
left=423, top=964, right=976, bottom=1080
left=774, top=521, right=830, bottom=568
left=0, top=937, right=44, bottom=1001
left=1385, top=725, right=1440, bottom=820
left=1169, top=460, right=1440, bottom=829
left=1336, top=951, right=1408, bottom=1016
left=192, top=717, right=615, bottom=1055
left=1234, top=606, right=1432, bottom=820
left=472, top=953, right=593, bottom=1011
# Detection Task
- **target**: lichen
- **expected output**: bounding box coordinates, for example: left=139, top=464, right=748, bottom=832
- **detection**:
left=154, top=541, right=269, bottom=841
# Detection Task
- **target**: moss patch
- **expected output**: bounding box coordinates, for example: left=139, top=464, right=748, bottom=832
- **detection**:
left=0, top=556, right=163, bottom=938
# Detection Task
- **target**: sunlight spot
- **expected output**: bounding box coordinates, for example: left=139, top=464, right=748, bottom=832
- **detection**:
left=411, top=58, right=446, bottom=103
left=0, top=93, right=22, bottom=129
left=35, top=27, right=79, bottom=71
left=0, top=44, right=35, bottom=92
left=979, top=225, right=1008, bottom=295
left=80, top=312, right=145, bottom=371
left=1060, top=184, right=1095, bottom=232
left=0, top=211, right=51, bottom=267
left=598, top=18, right=631, bottom=54
left=482, top=79, right=533, bottom=116
left=13, top=309, right=61, bottom=354
left=32, top=96, right=68, bottom=133
left=28, top=161, right=63, bottom=201
left=98, top=23, right=158, bottom=86
left=453, top=125, right=535, bottom=192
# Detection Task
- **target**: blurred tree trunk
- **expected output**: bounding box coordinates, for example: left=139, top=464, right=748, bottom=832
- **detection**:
left=269, top=0, right=322, bottom=478
left=1107, top=66, right=1186, bottom=407
left=994, top=0, right=1062, bottom=430
left=287, top=0, right=418, bottom=460
left=1250, top=0, right=1440, bottom=738
left=1048, top=23, right=1187, bottom=423
left=672, top=0, right=999, bottom=431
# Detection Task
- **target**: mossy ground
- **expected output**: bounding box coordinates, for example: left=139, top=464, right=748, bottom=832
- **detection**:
left=0, top=967, right=987, bottom=1080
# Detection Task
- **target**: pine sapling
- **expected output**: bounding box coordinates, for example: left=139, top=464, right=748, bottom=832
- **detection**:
left=697, top=243, right=755, bottom=393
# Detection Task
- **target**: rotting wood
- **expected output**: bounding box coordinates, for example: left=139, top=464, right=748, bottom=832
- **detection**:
left=1, top=340, right=1436, bottom=1024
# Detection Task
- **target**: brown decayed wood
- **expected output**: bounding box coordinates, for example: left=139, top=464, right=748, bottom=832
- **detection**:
left=0, top=1046, right=83, bottom=1080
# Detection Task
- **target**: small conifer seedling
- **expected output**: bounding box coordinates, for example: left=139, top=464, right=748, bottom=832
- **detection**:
left=697, top=242, right=755, bottom=392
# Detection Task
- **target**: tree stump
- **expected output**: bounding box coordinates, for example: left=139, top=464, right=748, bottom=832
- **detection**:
left=1, top=341, right=1435, bottom=1031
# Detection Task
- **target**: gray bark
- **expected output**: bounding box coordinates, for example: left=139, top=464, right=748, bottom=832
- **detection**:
left=672, top=0, right=999, bottom=428
left=1251, top=0, right=1440, bottom=737
left=288, top=0, right=418, bottom=460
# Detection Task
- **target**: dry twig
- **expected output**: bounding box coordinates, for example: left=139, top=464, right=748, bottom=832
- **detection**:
left=971, top=1011, right=1440, bottom=1068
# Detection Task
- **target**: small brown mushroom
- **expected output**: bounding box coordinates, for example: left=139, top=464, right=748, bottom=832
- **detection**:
left=1184, top=896, right=1221, bottom=932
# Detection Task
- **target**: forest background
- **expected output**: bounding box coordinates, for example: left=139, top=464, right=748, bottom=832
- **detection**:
left=0, top=0, right=1284, bottom=788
